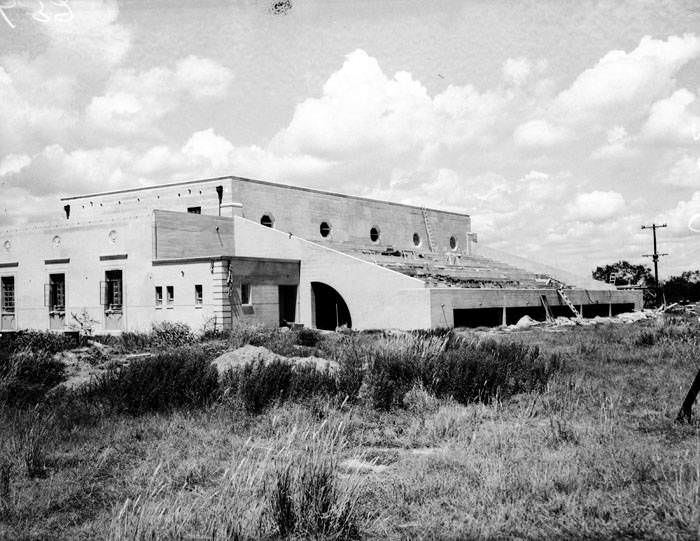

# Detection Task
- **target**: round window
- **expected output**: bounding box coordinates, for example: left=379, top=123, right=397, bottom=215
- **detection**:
left=320, top=221, right=331, bottom=238
left=260, top=214, right=274, bottom=228
left=370, top=226, right=380, bottom=243
left=412, top=232, right=421, bottom=247
left=449, top=236, right=457, bottom=250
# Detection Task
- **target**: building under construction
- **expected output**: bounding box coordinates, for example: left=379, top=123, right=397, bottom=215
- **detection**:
left=0, top=176, right=642, bottom=332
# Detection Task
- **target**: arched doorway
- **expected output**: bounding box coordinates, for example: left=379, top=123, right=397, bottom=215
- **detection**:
left=311, top=282, right=352, bottom=330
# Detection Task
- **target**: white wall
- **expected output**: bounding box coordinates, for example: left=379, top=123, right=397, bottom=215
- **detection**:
left=233, top=217, right=431, bottom=330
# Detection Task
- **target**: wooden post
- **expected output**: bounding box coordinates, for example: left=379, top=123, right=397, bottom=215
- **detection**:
left=676, top=368, right=700, bottom=423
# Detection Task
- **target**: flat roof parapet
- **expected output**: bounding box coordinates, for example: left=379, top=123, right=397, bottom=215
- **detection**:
left=60, top=174, right=470, bottom=218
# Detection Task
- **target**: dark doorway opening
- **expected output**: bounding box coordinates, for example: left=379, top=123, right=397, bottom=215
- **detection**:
left=279, top=285, right=297, bottom=326
left=453, top=307, right=502, bottom=328
left=311, top=282, right=351, bottom=330
left=611, top=303, right=635, bottom=316
left=581, top=303, right=610, bottom=318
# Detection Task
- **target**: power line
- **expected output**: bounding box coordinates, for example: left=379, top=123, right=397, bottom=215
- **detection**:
left=641, top=223, right=667, bottom=302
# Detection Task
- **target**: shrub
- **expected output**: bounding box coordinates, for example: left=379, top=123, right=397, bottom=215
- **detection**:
left=227, top=359, right=294, bottom=414
left=364, top=334, right=447, bottom=410
left=223, top=359, right=338, bottom=414
left=150, top=322, right=195, bottom=348
left=289, top=365, right=337, bottom=401
left=366, top=347, right=417, bottom=410
left=634, top=329, right=657, bottom=347
left=4, top=331, right=77, bottom=355
left=117, top=331, right=153, bottom=352
left=0, top=351, right=65, bottom=405
left=423, top=340, right=560, bottom=405
left=403, top=382, right=440, bottom=415
left=80, top=347, right=218, bottom=415
left=296, top=328, right=322, bottom=348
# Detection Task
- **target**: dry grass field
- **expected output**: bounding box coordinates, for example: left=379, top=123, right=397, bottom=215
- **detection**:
left=1, top=317, right=699, bottom=540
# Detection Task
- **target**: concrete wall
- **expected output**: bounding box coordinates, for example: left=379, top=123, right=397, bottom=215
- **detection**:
left=233, top=216, right=432, bottom=330
left=153, top=210, right=235, bottom=259
left=0, top=214, right=155, bottom=332
left=62, top=177, right=237, bottom=220
left=0, top=214, right=225, bottom=333
left=60, top=176, right=471, bottom=255
left=428, top=287, right=644, bottom=328
left=229, top=177, right=471, bottom=254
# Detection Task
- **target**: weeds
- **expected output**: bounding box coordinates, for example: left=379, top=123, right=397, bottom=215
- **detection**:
left=2, top=330, right=78, bottom=354
left=0, top=350, right=65, bottom=405
left=223, top=359, right=338, bottom=414
left=267, top=423, right=363, bottom=540
left=0, top=459, right=12, bottom=519
left=80, top=347, right=218, bottom=415
left=7, top=406, right=55, bottom=478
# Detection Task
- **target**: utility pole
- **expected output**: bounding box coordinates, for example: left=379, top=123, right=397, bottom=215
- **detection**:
left=641, top=223, right=667, bottom=304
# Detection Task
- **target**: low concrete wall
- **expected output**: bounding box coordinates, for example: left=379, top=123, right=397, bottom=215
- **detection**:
left=429, top=287, right=644, bottom=328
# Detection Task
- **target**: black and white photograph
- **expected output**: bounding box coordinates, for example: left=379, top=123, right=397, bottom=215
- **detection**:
left=1, top=0, right=699, bottom=538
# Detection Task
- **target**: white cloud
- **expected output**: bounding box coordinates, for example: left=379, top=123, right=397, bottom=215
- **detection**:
left=663, top=155, right=700, bottom=187
left=513, top=119, right=569, bottom=147
left=175, top=56, right=234, bottom=99
left=567, top=191, right=626, bottom=222
left=0, top=154, right=31, bottom=177
left=40, top=0, right=131, bottom=68
left=641, top=88, right=700, bottom=143
left=87, top=57, right=233, bottom=134
left=182, top=128, right=235, bottom=169
left=657, top=191, right=700, bottom=237
left=553, top=34, right=700, bottom=124
left=502, top=57, right=531, bottom=86
left=591, top=125, right=638, bottom=159
left=274, top=49, right=512, bottom=161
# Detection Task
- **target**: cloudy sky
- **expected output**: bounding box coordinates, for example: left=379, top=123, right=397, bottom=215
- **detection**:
left=1, top=0, right=699, bottom=277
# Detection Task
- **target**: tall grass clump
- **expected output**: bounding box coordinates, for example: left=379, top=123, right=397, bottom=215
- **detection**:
left=108, top=421, right=364, bottom=540
left=363, top=333, right=560, bottom=409
left=9, top=406, right=56, bottom=478
left=223, top=359, right=337, bottom=414
left=266, top=423, right=362, bottom=540
left=335, top=339, right=369, bottom=402
left=365, top=333, right=450, bottom=410
left=0, top=351, right=65, bottom=405
left=423, top=339, right=560, bottom=405
left=4, top=330, right=78, bottom=354
left=81, top=347, right=218, bottom=415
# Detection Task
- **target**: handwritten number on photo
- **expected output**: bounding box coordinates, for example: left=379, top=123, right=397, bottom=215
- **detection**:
left=0, top=0, right=16, bottom=29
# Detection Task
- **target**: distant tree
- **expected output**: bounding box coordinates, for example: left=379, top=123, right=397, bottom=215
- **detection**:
left=592, top=261, right=657, bottom=307
left=662, top=270, right=700, bottom=304
left=592, top=261, right=655, bottom=287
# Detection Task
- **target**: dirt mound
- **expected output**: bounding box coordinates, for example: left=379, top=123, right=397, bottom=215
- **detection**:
left=211, top=345, right=338, bottom=377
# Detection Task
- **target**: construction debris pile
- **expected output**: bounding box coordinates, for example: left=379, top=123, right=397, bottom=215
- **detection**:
left=503, top=303, right=699, bottom=333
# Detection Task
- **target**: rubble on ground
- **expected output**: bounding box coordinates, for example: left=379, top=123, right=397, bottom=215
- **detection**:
left=493, top=308, right=673, bottom=333
left=515, top=315, right=540, bottom=329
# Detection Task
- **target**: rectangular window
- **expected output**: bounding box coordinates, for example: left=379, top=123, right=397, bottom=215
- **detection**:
left=155, top=286, right=163, bottom=306
left=1, top=276, right=15, bottom=313
left=241, top=283, right=251, bottom=305
left=166, top=285, right=174, bottom=305
left=49, top=273, right=65, bottom=312
left=194, top=284, right=203, bottom=305
left=102, top=270, right=123, bottom=312
left=187, top=206, right=202, bottom=214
